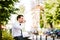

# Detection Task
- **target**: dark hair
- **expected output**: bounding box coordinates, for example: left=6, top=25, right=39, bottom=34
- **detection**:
left=17, top=15, right=23, bottom=20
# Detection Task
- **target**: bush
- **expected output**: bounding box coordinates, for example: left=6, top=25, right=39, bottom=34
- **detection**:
left=2, top=30, right=14, bottom=40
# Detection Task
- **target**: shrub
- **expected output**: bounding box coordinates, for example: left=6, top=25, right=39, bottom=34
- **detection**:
left=2, top=30, right=14, bottom=40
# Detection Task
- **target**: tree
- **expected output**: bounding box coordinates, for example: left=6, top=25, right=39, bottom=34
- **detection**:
left=40, top=10, right=44, bottom=28
left=0, top=0, right=19, bottom=39
left=44, top=0, right=60, bottom=28
left=19, top=5, right=25, bottom=14
left=55, top=2, right=60, bottom=24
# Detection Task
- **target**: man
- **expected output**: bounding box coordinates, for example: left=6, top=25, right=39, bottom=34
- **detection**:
left=12, top=15, right=24, bottom=40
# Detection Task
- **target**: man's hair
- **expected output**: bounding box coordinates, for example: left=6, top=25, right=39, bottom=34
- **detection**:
left=17, top=15, right=23, bottom=20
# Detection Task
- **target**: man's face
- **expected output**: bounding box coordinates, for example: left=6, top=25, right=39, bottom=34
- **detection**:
left=18, top=16, right=24, bottom=23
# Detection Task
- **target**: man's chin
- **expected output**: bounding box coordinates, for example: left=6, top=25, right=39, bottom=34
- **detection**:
left=20, top=21, right=26, bottom=23
left=20, top=21, right=24, bottom=23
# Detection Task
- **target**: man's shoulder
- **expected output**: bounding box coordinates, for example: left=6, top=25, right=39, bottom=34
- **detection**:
left=12, top=22, right=18, bottom=26
left=12, top=21, right=20, bottom=27
left=13, top=21, right=19, bottom=24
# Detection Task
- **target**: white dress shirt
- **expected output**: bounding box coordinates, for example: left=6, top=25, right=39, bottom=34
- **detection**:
left=12, top=21, right=30, bottom=37
left=12, top=21, right=23, bottom=37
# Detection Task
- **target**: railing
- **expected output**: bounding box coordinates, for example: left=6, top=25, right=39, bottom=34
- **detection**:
left=31, top=34, right=56, bottom=40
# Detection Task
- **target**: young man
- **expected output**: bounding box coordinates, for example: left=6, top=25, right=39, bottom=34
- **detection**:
left=12, top=15, right=24, bottom=40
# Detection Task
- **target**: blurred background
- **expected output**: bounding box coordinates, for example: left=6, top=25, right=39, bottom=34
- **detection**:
left=0, top=0, right=60, bottom=40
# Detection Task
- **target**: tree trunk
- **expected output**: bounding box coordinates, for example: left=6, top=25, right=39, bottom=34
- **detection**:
left=0, top=24, right=2, bottom=40
left=50, top=22, right=53, bottom=28
left=49, top=22, right=54, bottom=32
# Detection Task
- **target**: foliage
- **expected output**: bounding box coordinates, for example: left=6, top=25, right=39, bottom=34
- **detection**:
left=40, top=20, right=44, bottom=28
left=40, top=10, right=44, bottom=28
left=44, top=0, right=60, bottom=26
left=2, top=30, right=14, bottom=40
left=55, top=3, right=60, bottom=23
left=0, top=0, right=19, bottom=25
left=19, top=5, right=25, bottom=14
left=0, top=0, right=19, bottom=40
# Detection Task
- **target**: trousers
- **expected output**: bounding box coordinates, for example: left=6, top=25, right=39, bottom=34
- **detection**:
left=14, top=36, right=23, bottom=40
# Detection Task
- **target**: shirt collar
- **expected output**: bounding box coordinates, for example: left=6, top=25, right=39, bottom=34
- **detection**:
left=16, top=21, right=21, bottom=24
